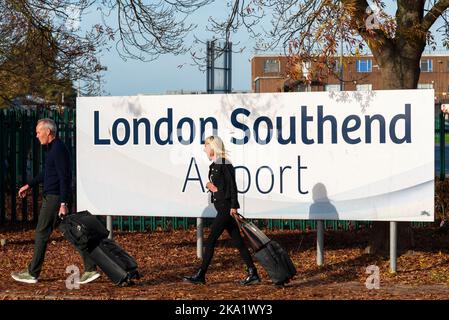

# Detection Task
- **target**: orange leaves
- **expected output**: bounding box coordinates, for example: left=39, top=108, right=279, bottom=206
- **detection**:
left=2, top=222, right=449, bottom=299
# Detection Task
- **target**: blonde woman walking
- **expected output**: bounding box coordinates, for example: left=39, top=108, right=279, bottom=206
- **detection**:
left=183, top=136, right=260, bottom=285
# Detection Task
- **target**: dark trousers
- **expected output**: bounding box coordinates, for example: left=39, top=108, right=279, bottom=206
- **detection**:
left=28, top=194, right=97, bottom=278
left=200, top=201, right=255, bottom=272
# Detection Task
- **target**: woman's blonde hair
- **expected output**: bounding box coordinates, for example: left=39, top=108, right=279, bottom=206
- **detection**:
left=205, top=136, right=229, bottom=160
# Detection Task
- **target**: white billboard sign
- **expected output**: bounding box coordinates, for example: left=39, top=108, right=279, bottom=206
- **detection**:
left=77, top=90, right=434, bottom=221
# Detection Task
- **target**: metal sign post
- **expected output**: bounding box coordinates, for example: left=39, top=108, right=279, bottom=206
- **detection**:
left=390, top=221, right=397, bottom=273
left=197, top=217, right=204, bottom=258
left=317, top=220, right=324, bottom=266
left=107, top=216, right=113, bottom=240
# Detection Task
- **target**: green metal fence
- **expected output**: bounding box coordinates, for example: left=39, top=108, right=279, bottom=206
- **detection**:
left=0, top=107, right=441, bottom=231
left=109, top=216, right=375, bottom=232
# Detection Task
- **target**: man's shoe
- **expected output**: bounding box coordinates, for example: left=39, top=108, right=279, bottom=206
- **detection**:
left=11, top=270, right=38, bottom=284
left=77, top=271, right=101, bottom=284
left=183, top=268, right=206, bottom=284
left=240, top=267, right=261, bottom=285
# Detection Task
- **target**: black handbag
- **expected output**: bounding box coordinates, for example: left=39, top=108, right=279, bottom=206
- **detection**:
left=59, top=210, right=109, bottom=251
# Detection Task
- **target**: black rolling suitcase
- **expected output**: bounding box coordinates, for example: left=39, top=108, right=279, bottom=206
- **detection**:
left=59, top=211, right=139, bottom=286
left=88, top=238, right=140, bottom=286
left=253, top=240, right=297, bottom=286
left=233, top=213, right=297, bottom=286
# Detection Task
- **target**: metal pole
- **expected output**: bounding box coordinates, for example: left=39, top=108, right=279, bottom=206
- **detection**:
left=390, top=221, right=397, bottom=273
left=317, top=220, right=324, bottom=266
left=206, top=41, right=211, bottom=93
left=107, top=216, right=113, bottom=240
left=210, top=41, right=215, bottom=93
left=229, top=42, right=232, bottom=93
left=227, top=42, right=232, bottom=93
left=197, top=217, right=203, bottom=258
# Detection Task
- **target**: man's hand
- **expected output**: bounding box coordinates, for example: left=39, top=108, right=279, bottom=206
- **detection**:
left=230, top=208, right=238, bottom=217
left=206, top=182, right=218, bottom=193
left=59, top=204, right=68, bottom=218
left=18, top=185, right=30, bottom=198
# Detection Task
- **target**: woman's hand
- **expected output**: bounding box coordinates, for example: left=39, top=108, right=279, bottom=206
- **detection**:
left=230, top=208, right=238, bottom=217
left=206, top=182, right=218, bottom=192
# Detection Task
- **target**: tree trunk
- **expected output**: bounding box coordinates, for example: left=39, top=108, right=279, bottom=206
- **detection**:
left=364, top=45, right=423, bottom=255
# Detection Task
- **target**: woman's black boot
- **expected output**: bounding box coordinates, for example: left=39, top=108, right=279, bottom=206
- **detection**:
left=240, top=267, right=261, bottom=285
left=183, top=268, right=206, bottom=284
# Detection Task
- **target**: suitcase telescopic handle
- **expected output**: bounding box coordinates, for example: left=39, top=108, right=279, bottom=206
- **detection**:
left=232, top=212, right=245, bottom=231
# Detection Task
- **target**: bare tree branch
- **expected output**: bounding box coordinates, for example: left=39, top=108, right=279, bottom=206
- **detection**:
left=422, top=0, right=449, bottom=31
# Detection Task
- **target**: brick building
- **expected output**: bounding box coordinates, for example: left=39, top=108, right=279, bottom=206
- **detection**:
left=251, top=53, right=449, bottom=102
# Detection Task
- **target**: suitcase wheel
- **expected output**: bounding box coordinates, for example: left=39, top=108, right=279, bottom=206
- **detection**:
left=274, top=281, right=286, bottom=288
left=118, top=278, right=135, bottom=287
left=129, top=270, right=141, bottom=280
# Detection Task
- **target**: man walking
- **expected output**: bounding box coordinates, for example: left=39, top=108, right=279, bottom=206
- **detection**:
left=11, top=118, right=100, bottom=284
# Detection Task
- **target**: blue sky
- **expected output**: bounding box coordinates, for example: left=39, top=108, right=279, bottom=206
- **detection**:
left=96, top=35, right=255, bottom=96
left=80, top=3, right=257, bottom=96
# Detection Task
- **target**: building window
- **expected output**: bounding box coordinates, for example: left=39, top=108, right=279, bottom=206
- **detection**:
left=420, top=59, right=433, bottom=72
left=418, top=83, right=433, bottom=89
left=447, top=60, right=449, bottom=72
left=356, top=59, right=372, bottom=72
left=255, top=79, right=260, bottom=93
left=356, top=84, right=372, bottom=91
left=264, top=59, right=280, bottom=73
left=325, top=84, right=341, bottom=92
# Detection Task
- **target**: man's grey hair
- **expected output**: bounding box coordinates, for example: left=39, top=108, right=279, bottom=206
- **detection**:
left=37, top=118, right=57, bottom=136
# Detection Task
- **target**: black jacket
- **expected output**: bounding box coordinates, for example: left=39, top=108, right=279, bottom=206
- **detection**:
left=208, top=158, right=240, bottom=209
left=28, top=138, right=72, bottom=203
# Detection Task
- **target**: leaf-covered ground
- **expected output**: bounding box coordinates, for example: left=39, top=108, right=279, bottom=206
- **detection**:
left=1, top=224, right=449, bottom=300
